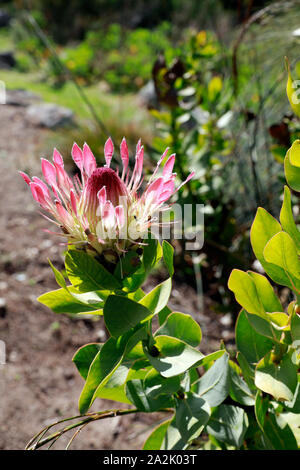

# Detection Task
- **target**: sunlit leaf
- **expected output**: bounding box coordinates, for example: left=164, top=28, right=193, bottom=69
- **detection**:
left=65, top=250, right=121, bottom=292
left=286, top=59, right=300, bottom=118
left=72, top=343, right=102, bottom=380
left=144, top=335, right=204, bottom=378
left=193, top=353, right=230, bottom=406
left=139, top=278, right=172, bottom=315
left=280, top=185, right=300, bottom=252
left=255, top=351, right=298, bottom=401
left=155, top=312, right=202, bottom=347
left=263, top=232, right=300, bottom=285
left=228, top=269, right=265, bottom=316
left=38, top=288, right=103, bottom=315
left=255, top=392, right=298, bottom=449
left=125, top=378, right=173, bottom=411
left=78, top=326, right=147, bottom=414
left=284, top=145, right=300, bottom=192
left=250, top=208, right=293, bottom=287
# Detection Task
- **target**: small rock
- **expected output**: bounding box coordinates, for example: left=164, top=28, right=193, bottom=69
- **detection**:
left=0, top=297, right=7, bottom=318
left=25, top=247, right=39, bottom=258
left=96, top=329, right=106, bottom=341
left=9, top=350, right=18, bottom=362
left=40, top=239, right=53, bottom=250
left=26, top=103, right=74, bottom=129
left=13, top=272, right=27, bottom=282
left=221, top=330, right=231, bottom=339
left=6, top=89, right=41, bottom=107
left=220, top=313, right=232, bottom=327
left=171, top=289, right=180, bottom=298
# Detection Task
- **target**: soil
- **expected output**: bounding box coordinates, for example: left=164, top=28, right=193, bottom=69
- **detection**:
left=0, top=101, right=234, bottom=450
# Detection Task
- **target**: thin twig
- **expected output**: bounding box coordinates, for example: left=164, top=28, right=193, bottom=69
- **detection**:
left=26, top=409, right=137, bottom=450
left=65, top=421, right=90, bottom=450
left=26, top=411, right=93, bottom=450
left=26, top=408, right=173, bottom=450
left=47, top=434, right=62, bottom=450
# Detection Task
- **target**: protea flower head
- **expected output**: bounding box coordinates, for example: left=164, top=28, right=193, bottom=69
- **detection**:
left=20, top=138, right=194, bottom=262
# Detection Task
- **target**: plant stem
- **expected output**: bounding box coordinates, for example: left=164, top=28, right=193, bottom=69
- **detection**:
left=26, top=408, right=172, bottom=450
left=26, top=409, right=137, bottom=450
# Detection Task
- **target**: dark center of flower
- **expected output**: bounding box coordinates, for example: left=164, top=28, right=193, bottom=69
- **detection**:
left=86, top=167, right=127, bottom=207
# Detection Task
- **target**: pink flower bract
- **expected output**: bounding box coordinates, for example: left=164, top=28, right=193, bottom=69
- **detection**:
left=20, top=138, right=194, bottom=258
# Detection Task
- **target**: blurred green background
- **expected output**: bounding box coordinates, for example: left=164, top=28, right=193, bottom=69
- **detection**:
left=2, top=0, right=300, bottom=312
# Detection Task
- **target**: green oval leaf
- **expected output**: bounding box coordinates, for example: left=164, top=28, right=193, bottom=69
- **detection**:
left=250, top=208, right=292, bottom=287
left=125, top=379, right=173, bottom=412
left=143, top=237, right=162, bottom=272
left=235, top=310, right=273, bottom=366
left=65, top=250, right=121, bottom=292
left=144, top=368, right=181, bottom=399
left=143, top=419, right=172, bottom=450
left=78, top=327, right=147, bottom=414
left=162, top=240, right=174, bottom=277
left=288, top=139, right=300, bottom=168
left=72, top=343, right=102, bottom=379
left=280, top=186, right=300, bottom=252
left=255, top=351, right=298, bottom=402
left=78, top=337, right=125, bottom=414
left=247, top=271, right=283, bottom=313
left=38, top=288, right=103, bottom=315
left=206, top=404, right=248, bottom=449
left=144, top=335, right=204, bottom=378
left=93, top=363, right=132, bottom=404
left=285, top=145, right=300, bottom=192
left=175, top=392, right=211, bottom=443
left=263, top=232, right=300, bottom=285
left=104, top=295, right=152, bottom=337
left=228, top=269, right=265, bottom=316
left=229, top=364, right=255, bottom=406
left=255, top=392, right=298, bottom=449
left=139, top=278, right=172, bottom=315
left=160, top=418, right=188, bottom=450
left=48, top=259, right=67, bottom=288
left=192, top=353, right=230, bottom=407
left=155, top=312, right=202, bottom=347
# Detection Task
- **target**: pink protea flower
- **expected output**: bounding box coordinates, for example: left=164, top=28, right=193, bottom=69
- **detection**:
left=20, top=138, right=194, bottom=260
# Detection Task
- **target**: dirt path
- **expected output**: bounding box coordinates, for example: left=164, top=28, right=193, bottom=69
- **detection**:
left=0, top=101, right=232, bottom=450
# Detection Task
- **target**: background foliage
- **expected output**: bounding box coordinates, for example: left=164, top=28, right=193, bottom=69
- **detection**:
left=1, top=0, right=300, bottom=450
